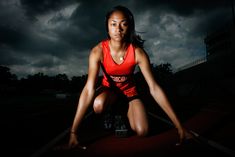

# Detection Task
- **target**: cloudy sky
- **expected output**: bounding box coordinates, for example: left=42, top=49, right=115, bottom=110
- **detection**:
left=0, top=0, right=234, bottom=78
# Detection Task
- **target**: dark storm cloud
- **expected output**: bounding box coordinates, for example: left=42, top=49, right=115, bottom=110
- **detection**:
left=20, top=0, right=78, bottom=17
left=0, top=48, right=29, bottom=66
left=129, top=0, right=230, bottom=13
left=131, top=0, right=232, bottom=34
left=57, top=0, right=131, bottom=51
left=0, top=0, right=234, bottom=78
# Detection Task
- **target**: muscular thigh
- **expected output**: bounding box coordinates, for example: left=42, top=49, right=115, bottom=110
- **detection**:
left=93, top=87, right=117, bottom=113
left=127, top=99, right=148, bottom=131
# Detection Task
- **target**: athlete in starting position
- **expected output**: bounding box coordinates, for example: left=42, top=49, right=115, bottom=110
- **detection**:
left=69, top=5, right=189, bottom=148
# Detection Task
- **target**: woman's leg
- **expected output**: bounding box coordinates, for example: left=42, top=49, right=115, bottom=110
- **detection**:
left=93, top=87, right=117, bottom=114
left=127, top=99, right=149, bottom=136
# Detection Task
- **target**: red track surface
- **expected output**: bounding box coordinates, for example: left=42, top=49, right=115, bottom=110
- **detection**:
left=40, top=102, right=235, bottom=157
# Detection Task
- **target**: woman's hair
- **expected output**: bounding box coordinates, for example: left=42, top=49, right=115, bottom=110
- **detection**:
left=105, top=5, right=145, bottom=48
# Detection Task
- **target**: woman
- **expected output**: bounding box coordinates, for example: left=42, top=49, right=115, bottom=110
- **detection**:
left=69, top=5, right=188, bottom=148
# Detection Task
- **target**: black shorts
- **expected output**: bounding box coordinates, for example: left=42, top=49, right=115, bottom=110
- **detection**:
left=95, top=85, right=140, bottom=102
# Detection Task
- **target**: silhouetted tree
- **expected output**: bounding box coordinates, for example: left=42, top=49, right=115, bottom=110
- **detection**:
left=134, top=63, right=173, bottom=95
left=0, top=66, right=18, bottom=95
left=19, top=72, right=52, bottom=93
left=151, top=63, right=173, bottom=85
left=0, top=65, right=17, bottom=82
left=53, top=74, right=70, bottom=92
left=70, top=76, right=84, bottom=93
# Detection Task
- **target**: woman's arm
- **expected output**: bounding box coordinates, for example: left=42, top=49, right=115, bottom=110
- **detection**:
left=69, top=43, right=102, bottom=147
left=135, top=47, right=185, bottom=141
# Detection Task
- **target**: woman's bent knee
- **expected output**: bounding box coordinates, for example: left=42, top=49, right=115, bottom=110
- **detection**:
left=93, top=99, right=104, bottom=114
left=135, top=126, right=149, bottom=137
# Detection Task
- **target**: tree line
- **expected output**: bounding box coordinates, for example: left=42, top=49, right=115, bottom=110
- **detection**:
left=0, top=64, right=173, bottom=96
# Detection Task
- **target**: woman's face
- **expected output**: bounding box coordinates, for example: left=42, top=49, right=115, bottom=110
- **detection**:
left=108, top=11, right=129, bottom=42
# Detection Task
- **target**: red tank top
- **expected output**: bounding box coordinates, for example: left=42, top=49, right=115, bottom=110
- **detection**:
left=101, top=39, right=138, bottom=98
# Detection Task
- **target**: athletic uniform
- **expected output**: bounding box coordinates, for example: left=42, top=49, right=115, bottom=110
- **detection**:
left=101, top=39, right=138, bottom=100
